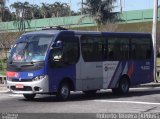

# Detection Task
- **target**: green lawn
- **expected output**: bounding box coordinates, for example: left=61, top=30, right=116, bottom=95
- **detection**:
left=157, top=58, right=160, bottom=66
left=0, top=61, right=6, bottom=76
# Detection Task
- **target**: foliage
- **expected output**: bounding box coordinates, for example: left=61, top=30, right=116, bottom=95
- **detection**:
left=2, top=7, right=12, bottom=21
left=83, top=0, right=120, bottom=31
left=13, top=19, right=31, bottom=32
left=8, top=2, right=32, bottom=31
left=1, top=1, right=82, bottom=22
left=0, top=59, right=6, bottom=75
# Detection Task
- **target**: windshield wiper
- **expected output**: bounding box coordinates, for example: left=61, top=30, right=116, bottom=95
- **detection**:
left=9, top=61, right=34, bottom=67
left=22, top=62, right=34, bottom=66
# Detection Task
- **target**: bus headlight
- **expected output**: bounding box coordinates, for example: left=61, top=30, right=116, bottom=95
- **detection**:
left=32, top=75, right=46, bottom=81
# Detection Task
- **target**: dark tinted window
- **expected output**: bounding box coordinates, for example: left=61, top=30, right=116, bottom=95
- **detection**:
left=131, top=38, right=151, bottom=60
left=108, top=37, right=129, bottom=60
left=81, top=36, right=105, bottom=62
left=62, top=39, right=79, bottom=64
left=52, top=36, right=79, bottom=66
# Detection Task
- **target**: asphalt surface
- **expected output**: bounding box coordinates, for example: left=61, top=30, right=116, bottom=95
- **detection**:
left=1, top=83, right=160, bottom=119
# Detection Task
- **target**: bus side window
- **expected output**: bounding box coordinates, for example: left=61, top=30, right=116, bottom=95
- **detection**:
left=108, top=50, right=114, bottom=60
left=108, top=37, right=129, bottom=61
left=131, top=38, right=151, bottom=60
left=52, top=36, right=79, bottom=67
left=146, top=49, right=151, bottom=59
left=81, top=36, right=104, bottom=62
left=131, top=45, right=136, bottom=59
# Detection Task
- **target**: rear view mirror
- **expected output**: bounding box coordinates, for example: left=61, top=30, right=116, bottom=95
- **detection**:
left=53, top=40, right=62, bottom=49
left=52, top=49, right=63, bottom=61
left=51, top=40, right=63, bottom=63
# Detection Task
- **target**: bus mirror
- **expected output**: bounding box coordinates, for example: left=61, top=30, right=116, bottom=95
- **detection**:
left=52, top=49, right=63, bottom=62
left=53, top=40, right=62, bottom=49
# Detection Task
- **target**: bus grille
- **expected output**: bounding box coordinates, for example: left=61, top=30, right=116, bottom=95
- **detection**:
left=12, top=79, right=32, bottom=82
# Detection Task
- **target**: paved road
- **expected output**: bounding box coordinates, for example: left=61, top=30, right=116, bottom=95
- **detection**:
left=1, top=87, right=160, bottom=118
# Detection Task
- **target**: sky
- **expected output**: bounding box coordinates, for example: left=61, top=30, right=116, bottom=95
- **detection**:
left=6, top=0, right=160, bottom=12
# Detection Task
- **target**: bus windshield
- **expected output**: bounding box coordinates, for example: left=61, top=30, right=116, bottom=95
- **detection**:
left=9, top=34, right=53, bottom=63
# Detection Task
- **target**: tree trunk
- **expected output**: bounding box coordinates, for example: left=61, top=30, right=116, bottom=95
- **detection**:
left=97, top=23, right=100, bottom=31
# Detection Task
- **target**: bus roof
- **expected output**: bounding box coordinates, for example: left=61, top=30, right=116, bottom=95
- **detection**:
left=23, top=30, right=60, bottom=35
left=22, top=29, right=151, bottom=37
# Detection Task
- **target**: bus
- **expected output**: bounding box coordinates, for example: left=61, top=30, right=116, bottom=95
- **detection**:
left=6, top=28, right=154, bottom=100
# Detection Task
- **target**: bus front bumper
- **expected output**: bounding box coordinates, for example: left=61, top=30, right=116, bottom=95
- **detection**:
left=6, top=76, right=49, bottom=94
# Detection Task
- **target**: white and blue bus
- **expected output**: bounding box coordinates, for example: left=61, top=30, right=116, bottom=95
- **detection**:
left=6, top=28, right=154, bottom=100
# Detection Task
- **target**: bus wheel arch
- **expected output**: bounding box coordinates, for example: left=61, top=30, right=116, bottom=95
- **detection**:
left=119, top=75, right=130, bottom=94
left=56, top=78, right=74, bottom=100
left=112, top=75, right=130, bottom=94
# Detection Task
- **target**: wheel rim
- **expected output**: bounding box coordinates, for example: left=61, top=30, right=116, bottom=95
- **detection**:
left=61, top=85, right=69, bottom=99
left=121, top=80, right=129, bottom=93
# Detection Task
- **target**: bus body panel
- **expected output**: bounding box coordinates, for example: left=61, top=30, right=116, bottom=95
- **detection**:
left=103, top=61, right=120, bottom=89
left=7, top=68, right=49, bottom=94
left=76, top=60, right=154, bottom=91
left=129, top=60, right=154, bottom=86
left=47, top=64, right=76, bottom=92
left=45, top=31, right=77, bottom=92
left=7, top=68, right=45, bottom=80
left=80, top=61, right=103, bottom=91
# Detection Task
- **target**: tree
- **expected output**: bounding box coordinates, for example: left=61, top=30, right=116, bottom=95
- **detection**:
left=60, top=3, right=71, bottom=16
left=83, top=0, right=119, bottom=31
left=10, top=1, right=32, bottom=20
left=30, top=4, right=41, bottom=19
left=22, top=1, right=32, bottom=20
left=11, top=12, right=16, bottom=20
left=51, top=2, right=70, bottom=17
left=40, top=3, right=50, bottom=18
left=10, top=2, right=22, bottom=20
left=2, top=7, right=12, bottom=21
left=10, top=2, right=32, bottom=31
left=0, top=0, right=9, bottom=21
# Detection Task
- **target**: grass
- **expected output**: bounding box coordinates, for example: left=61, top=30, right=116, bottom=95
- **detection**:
left=0, top=59, right=6, bottom=76
left=0, top=71, right=6, bottom=76
left=157, top=58, right=160, bottom=66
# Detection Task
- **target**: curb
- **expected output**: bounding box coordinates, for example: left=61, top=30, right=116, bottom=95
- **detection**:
left=0, top=90, right=10, bottom=93
left=0, top=84, right=9, bottom=92
left=134, top=82, right=160, bottom=88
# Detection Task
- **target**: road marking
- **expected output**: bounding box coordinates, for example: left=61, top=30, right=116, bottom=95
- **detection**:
left=0, top=90, right=10, bottom=93
left=131, top=87, right=160, bottom=90
left=93, top=100, right=160, bottom=105
left=9, top=94, right=23, bottom=97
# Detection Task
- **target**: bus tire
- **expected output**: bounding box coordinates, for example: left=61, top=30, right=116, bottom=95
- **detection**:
left=57, top=82, right=70, bottom=101
left=23, top=94, right=36, bottom=100
left=83, top=90, right=97, bottom=95
left=119, top=77, right=130, bottom=94
left=112, top=77, right=130, bottom=94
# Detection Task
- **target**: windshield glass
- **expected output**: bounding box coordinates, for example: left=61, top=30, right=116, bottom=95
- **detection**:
left=9, top=34, right=53, bottom=62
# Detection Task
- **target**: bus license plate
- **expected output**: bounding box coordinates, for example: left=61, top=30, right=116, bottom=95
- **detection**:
left=16, top=84, right=24, bottom=89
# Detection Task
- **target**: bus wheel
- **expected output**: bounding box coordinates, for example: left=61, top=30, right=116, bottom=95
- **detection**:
left=83, top=90, right=97, bottom=95
left=112, top=77, right=130, bottom=94
left=119, top=77, right=130, bottom=94
left=23, top=94, right=36, bottom=100
left=57, top=82, right=70, bottom=101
